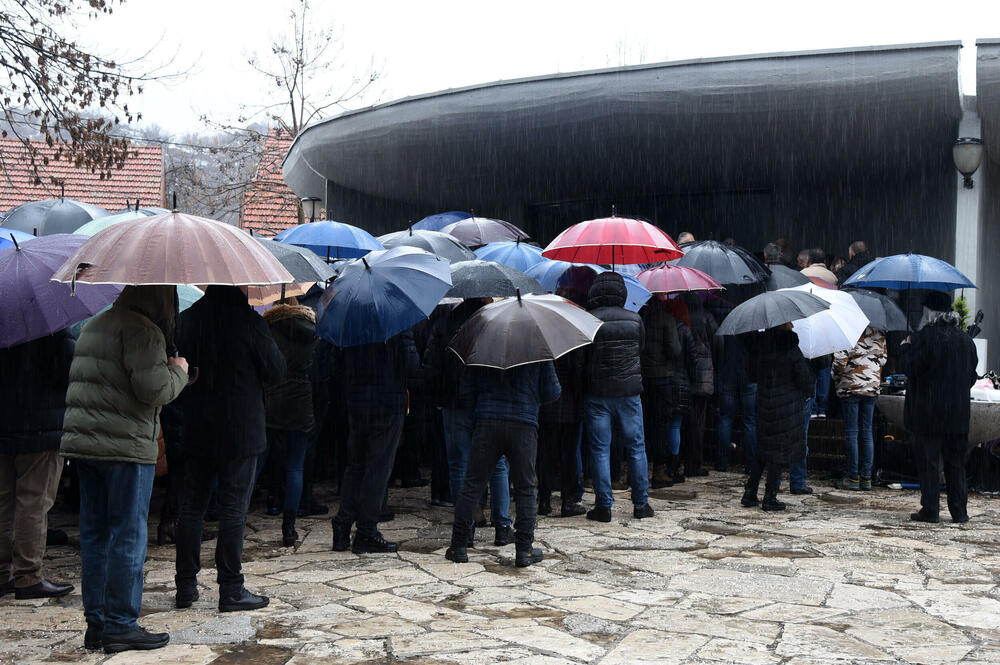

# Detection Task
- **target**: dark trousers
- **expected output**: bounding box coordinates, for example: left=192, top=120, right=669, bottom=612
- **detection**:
left=453, top=419, right=538, bottom=550
left=334, top=408, right=405, bottom=532
left=538, top=420, right=581, bottom=503
left=683, top=396, right=709, bottom=473
left=643, top=382, right=672, bottom=466
left=175, top=454, right=257, bottom=596
left=916, top=433, right=969, bottom=519
left=0, top=450, right=63, bottom=588
left=745, top=455, right=781, bottom=498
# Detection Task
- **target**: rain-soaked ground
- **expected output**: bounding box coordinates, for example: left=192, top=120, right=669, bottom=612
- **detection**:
left=3, top=471, right=1000, bottom=665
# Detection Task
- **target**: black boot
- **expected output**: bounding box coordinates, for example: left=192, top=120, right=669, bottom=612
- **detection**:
left=281, top=512, right=298, bottom=547
left=331, top=519, right=352, bottom=552
left=352, top=529, right=398, bottom=554
left=761, top=490, right=786, bottom=511
left=494, top=525, right=515, bottom=546
left=538, top=494, right=552, bottom=516
left=447, top=522, right=471, bottom=562
left=669, top=454, right=686, bottom=484
left=515, top=546, right=544, bottom=568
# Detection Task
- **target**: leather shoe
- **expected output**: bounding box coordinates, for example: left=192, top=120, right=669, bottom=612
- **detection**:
left=560, top=502, right=586, bottom=518
left=352, top=530, right=398, bottom=554
left=15, top=579, right=73, bottom=599
left=175, top=587, right=199, bottom=609
left=910, top=510, right=940, bottom=524
left=789, top=486, right=814, bottom=495
left=952, top=513, right=970, bottom=524
left=0, top=580, right=13, bottom=597
left=586, top=507, right=612, bottom=523
left=633, top=504, right=655, bottom=519
left=102, top=626, right=169, bottom=653
left=515, top=547, right=544, bottom=568
left=219, top=587, right=269, bottom=613
left=84, top=624, right=103, bottom=650
left=445, top=545, right=469, bottom=563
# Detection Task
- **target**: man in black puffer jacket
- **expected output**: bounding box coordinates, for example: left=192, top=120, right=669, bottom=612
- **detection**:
left=583, top=272, right=654, bottom=522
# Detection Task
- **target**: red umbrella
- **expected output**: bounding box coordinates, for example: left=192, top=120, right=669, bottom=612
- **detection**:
left=637, top=264, right=724, bottom=294
left=440, top=217, right=529, bottom=248
left=51, top=212, right=293, bottom=287
left=541, top=216, right=683, bottom=265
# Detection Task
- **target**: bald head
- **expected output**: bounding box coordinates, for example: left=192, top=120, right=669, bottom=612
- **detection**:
left=848, top=241, right=867, bottom=259
left=677, top=231, right=695, bottom=244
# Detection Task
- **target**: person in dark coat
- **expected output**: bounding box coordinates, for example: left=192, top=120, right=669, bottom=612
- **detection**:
left=583, top=272, right=654, bottom=522
left=898, top=291, right=979, bottom=523
left=331, top=330, right=419, bottom=554
left=834, top=241, right=871, bottom=284
left=0, top=329, right=75, bottom=600
left=640, top=299, right=688, bottom=488
left=680, top=292, right=716, bottom=478
left=742, top=324, right=815, bottom=511
left=537, top=348, right=586, bottom=517
left=446, top=361, right=560, bottom=568
left=174, top=286, right=285, bottom=614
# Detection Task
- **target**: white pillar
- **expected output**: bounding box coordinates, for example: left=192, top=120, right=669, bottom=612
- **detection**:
left=954, top=98, right=982, bottom=317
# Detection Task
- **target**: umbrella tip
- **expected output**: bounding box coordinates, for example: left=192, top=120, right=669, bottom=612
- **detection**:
left=516, top=288, right=521, bottom=303
left=10, top=234, right=19, bottom=250
left=362, top=257, right=370, bottom=270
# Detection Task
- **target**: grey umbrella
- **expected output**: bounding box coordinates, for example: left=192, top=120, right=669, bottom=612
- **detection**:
left=673, top=240, right=770, bottom=285
left=1, top=198, right=109, bottom=236
left=447, top=260, right=545, bottom=299
left=377, top=228, right=476, bottom=263
left=256, top=238, right=336, bottom=283
left=716, top=290, right=830, bottom=336
left=841, top=288, right=908, bottom=331
left=764, top=264, right=811, bottom=291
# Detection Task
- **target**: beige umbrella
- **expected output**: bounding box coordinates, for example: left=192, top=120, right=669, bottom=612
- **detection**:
left=241, top=282, right=315, bottom=306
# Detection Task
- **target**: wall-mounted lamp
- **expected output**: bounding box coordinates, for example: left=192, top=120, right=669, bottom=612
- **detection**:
left=953, top=137, right=984, bottom=189
left=300, top=197, right=322, bottom=222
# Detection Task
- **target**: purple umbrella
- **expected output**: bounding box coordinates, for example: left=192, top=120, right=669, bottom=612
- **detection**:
left=0, top=234, right=122, bottom=348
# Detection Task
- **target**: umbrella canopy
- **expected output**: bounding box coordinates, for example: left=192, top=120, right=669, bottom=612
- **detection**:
left=637, top=264, right=724, bottom=294
left=446, top=260, right=546, bottom=299
left=841, top=288, right=908, bottom=331
left=542, top=216, right=683, bottom=265
left=673, top=240, right=770, bottom=285
left=441, top=217, right=529, bottom=248
left=412, top=211, right=471, bottom=232
left=256, top=238, right=336, bottom=283
left=783, top=284, right=870, bottom=358
left=377, top=228, right=475, bottom=264
left=763, top=264, right=811, bottom=291
left=554, top=265, right=652, bottom=312
left=842, top=253, right=976, bottom=291
left=525, top=259, right=596, bottom=291
left=274, top=220, right=384, bottom=260
left=316, top=246, right=452, bottom=347
left=474, top=240, right=546, bottom=272
left=73, top=210, right=147, bottom=236
left=1, top=198, right=109, bottom=236
left=0, top=234, right=122, bottom=348
left=112, top=205, right=172, bottom=216
left=51, top=212, right=293, bottom=286
left=716, top=290, right=830, bottom=336
left=0, top=228, right=37, bottom=251
left=448, top=293, right=604, bottom=369
left=243, top=282, right=315, bottom=306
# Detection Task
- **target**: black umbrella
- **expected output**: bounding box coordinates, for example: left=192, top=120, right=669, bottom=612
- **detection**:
left=673, top=240, right=770, bottom=285
left=447, top=260, right=545, bottom=299
left=377, top=228, right=476, bottom=264
left=256, top=238, right=337, bottom=283
left=1, top=198, right=109, bottom=236
left=764, top=264, right=811, bottom=291
left=448, top=293, right=603, bottom=369
left=440, top=217, right=530, bottom=248
left=716, top=290, right=829, bottom=336
left=841, top=288, right=908, bottom=331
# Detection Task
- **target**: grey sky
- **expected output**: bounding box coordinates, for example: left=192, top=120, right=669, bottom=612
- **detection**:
left=77, top=0, right=999, bottom=135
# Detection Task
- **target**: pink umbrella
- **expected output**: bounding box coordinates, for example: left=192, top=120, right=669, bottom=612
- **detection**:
left=637, top=264, right=724, bottom=294
left=542, top=216, right=683, bottom=266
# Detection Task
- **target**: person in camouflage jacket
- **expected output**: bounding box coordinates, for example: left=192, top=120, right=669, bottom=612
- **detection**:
left=832, top=326, right=887, bottom=489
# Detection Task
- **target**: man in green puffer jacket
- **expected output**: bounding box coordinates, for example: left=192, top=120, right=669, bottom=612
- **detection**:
left=61, top=285, right=188, bottom=654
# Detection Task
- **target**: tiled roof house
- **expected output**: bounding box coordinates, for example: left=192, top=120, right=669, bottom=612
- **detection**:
left=0, top=138, right=165, bottom=213
left=242, top=128, right=315, bottom=236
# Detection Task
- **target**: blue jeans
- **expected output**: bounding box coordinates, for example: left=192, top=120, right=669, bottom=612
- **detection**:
left=584, top=395, right=648, bottom=509
left=442, top=407, right=511, bottom=527
left=258, top=429, right=311, bottom=515
left=76, top=461, right=155, bottom=634
left=791, top=397, right=814, bottom=489
left=812, top=368, right=831, bottom=415
left=716, top=383, right=757, bottom=466
left=668, top=413, right=683, bottom=455
left=841, top=396, right=875, bottom=478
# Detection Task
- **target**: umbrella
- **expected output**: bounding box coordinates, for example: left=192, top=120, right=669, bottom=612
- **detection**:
left=555, top=264, right=651, bottom=312
left=446, top=260, right=546, bottom=299
left=256, top=238, right=336, bottom=283
left=441, top=217, right=529, bottom=248
left=672, top=240, right=770, bottom=285
left=525, top=259, right=596, bottom=291
left=716, top=290, right=830, bottom=336
left=783, top=284, right=870, bottom=358
left=541, top=216, right=683, bottom=266
left=274, top=220, right=384, bottom=260
left=448, top=293, right=604, bottom=369
left=243, top=282, right=315, bottom=306
left=377, top=228, right=476, bottom=264
left=637, top=264, right=724, bottom=294
left=73, top=210, right=147, bottom=236
left=474, top=240, right=546, bottom=272
left=51, top=212, right=293, bottom=286
left=112, top=205, right=172, bottom=216
left=1, top=198, right=109, bottom=236
left=316, top=246, right=452, bottom=347
left=412, top=211, right=471, bottom=232
left=763, top=264, right=811, bottom=291
left=0, top=234, right=122, bottom=348
left=842, top=253, right=976, bottom=291
left=841, top=288, right=908, bottom=331
left=0, top=228, right=37, bottom=251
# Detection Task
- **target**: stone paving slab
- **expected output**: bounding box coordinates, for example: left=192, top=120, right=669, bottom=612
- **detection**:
left=3, top=471, right=1000, bottom=664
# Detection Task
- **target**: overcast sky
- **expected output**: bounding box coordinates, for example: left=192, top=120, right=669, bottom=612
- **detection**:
left=77, top=0, right=1000, bottom=135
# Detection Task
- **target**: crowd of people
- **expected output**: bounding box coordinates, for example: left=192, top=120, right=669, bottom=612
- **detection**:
left=0, top=234, right=979, bottom=654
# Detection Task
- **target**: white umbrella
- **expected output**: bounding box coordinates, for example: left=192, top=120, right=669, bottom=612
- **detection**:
left=780, top=285, right=869, bottom=358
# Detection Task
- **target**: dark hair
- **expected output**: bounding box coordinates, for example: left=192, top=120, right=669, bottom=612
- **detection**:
left=808, top=248, right=826, bottom=264
left=762, top=243, right=781, bottom=263
left=849, top=240, right=867, bottom=255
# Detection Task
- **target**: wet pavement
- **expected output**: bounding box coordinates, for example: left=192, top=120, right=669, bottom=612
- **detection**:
left=3, top=471, right=1000, bottom=664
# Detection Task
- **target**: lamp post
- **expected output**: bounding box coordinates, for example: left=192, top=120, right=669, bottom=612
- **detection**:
left=301, top=197, right=321, bottom=222
left=953, top=137, right=984, bottom=189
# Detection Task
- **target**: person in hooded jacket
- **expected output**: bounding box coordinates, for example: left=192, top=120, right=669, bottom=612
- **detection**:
left=261, top=299, right=319, bottom=547
left=583, top=272, right=654, bottom=522
left=61, top=286, right=189, bottom=653
left=537, top=347, right=586, bottom=517
left=741, top=324, right=815, bottom=511
left=680, top=292, right=717, bottom=478
left=174, top=286, right=285, bottom=614
left=898, top=291, right=979, bottom=523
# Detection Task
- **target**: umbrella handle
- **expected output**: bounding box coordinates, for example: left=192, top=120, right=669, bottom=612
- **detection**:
left=68, top=262, right=92, bottom=297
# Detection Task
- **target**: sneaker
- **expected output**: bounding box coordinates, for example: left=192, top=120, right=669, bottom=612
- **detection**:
left=102, top=627, right=169, bottom=653
left=175, top=587, right=199, bottom=609
left=835, top=476, right=860, bottom=491
left=445, top=546, right=469, bottom=563
left=809, top=413, right=819, bottom=420
left=910, top=510, right=940, bottom=524
left=560, top=502, right=586, bottom=518
left=633, top=504, right=655, bottom=519
left=218, top=587, right=269, bottom=613
left=859, top=477, right=873, bottom=491
left=352, top=530, right=398, bottom=554
left=817, top=412, right=827, bottom=419
left=515, top=547, right=544, bottom=568
left=494, top=525, right=515, bottom=546
left=586, top=507, right=612, bottom=523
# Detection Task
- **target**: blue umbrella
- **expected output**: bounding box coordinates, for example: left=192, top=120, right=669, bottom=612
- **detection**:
left=545, top=263, right=652, bottom=312
left=526, top=259, right=598, bottom=291
left=0, top=228, right=37, bottom=251
left=316, top=246, right=452, bottom=347
left=842, top=253, right=975, bottom=291
left=474, top=240, right=545, bottom=272
left=412, top=211, right=471, bottom=232
left=275, top=220, right=383, bottom=260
